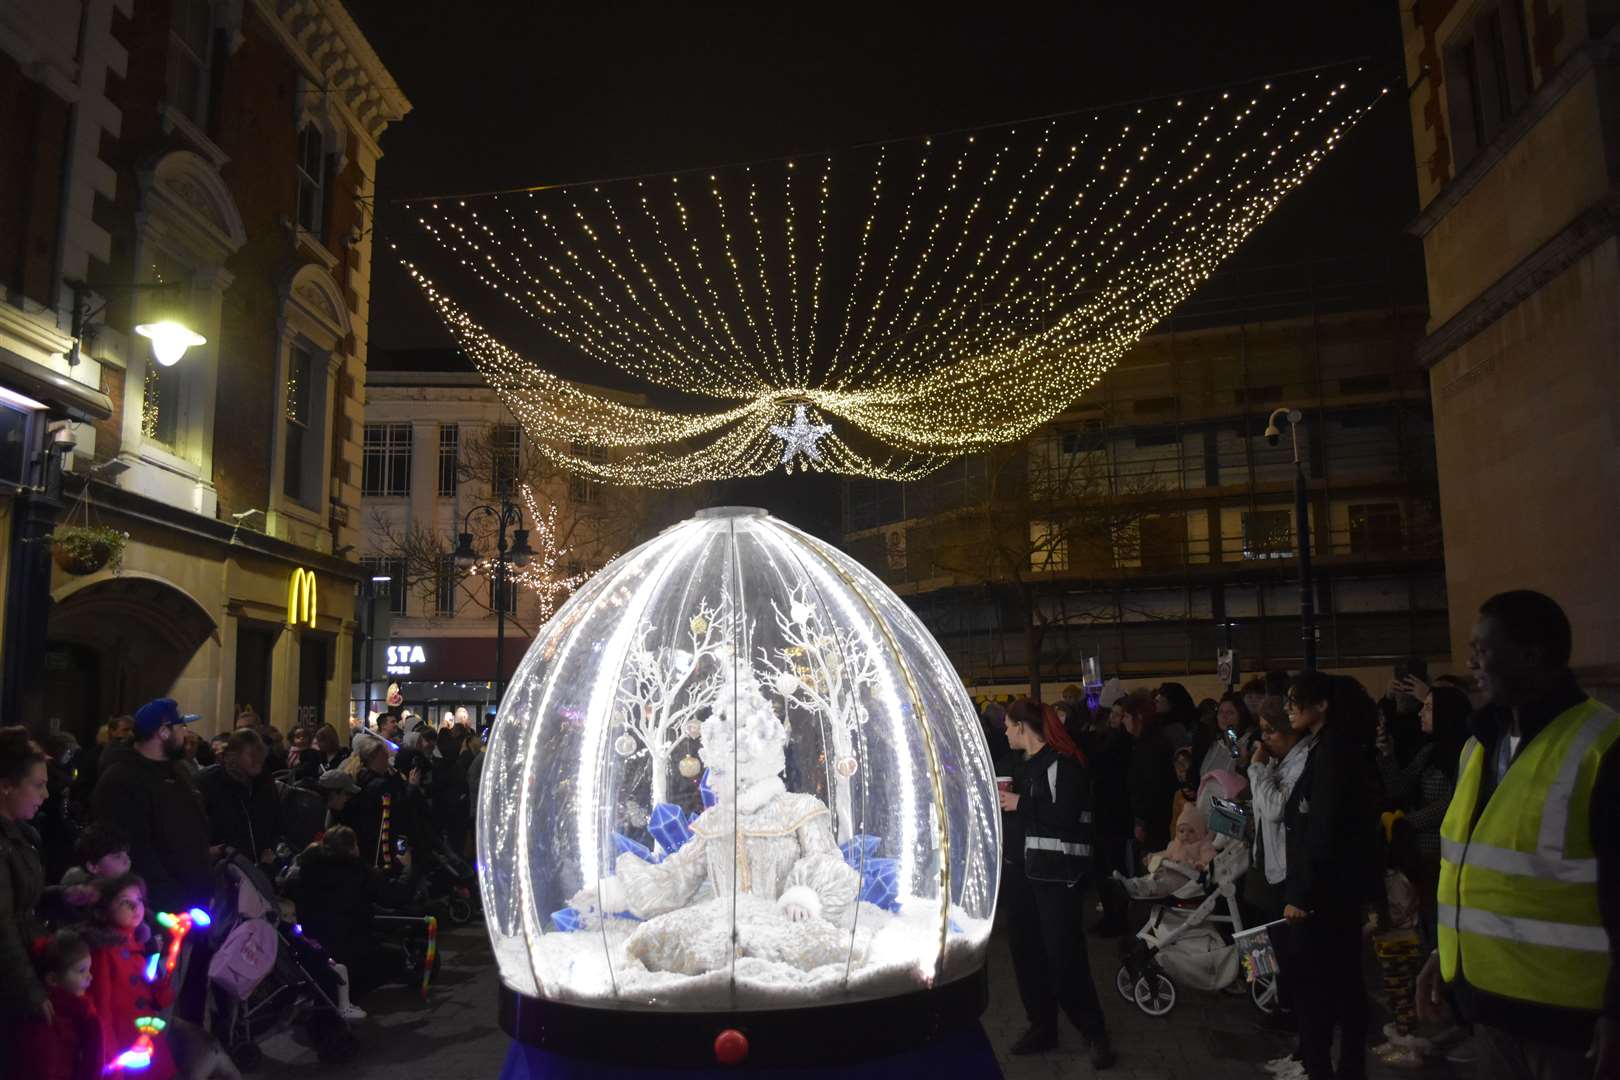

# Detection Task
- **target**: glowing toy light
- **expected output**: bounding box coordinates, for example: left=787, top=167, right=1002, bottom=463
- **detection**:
left=106, top=1017, right=166, bottom=1072
left=154, top=908, right=208, bottom=977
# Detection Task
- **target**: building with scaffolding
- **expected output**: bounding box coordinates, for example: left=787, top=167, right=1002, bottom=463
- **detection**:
left=839, top=254, right=1448, bottom=698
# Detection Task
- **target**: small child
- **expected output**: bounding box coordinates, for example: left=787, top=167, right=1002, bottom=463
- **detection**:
left=63, top=822, right=132, bottom=887
left=1371, top=816, right=1427, bottom=1069
left=85, top=873, right=177, bottom=1080
left=16, top=929, right=103, bottom=1080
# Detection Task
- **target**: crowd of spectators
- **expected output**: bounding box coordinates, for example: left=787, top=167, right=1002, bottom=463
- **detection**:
left=989, top=588, right=1618, bottom=1080
left=0, top=701, right=487, bottom=1074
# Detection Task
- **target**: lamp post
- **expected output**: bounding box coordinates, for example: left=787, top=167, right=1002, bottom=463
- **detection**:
left=453, top=493, right=535, bottom=706
left=1265, top=407, right=1316, bottom=671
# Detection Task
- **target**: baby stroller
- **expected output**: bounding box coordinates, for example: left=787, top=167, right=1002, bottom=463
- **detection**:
left=207, top=853, right=356, bottom=1066
left=1113, top=786, right=1279, bottom=1018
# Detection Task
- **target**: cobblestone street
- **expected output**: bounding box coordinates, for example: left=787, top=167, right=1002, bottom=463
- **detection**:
left=278, top=910, right=1462, bottom=1080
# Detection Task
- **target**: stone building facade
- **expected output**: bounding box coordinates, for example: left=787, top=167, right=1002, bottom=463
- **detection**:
left=1400, top=0, right=1620, bottom=693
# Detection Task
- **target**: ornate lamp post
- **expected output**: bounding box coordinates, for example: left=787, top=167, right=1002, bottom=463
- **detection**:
left=453, top=494, right=535, bottom=704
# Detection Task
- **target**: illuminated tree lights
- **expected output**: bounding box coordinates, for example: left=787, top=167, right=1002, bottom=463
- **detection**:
left=399, top=66, right=1388, bottom=486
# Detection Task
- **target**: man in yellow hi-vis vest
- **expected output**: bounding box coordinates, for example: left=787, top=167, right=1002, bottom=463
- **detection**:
left=1416, top=591, right=1619, bottom=1080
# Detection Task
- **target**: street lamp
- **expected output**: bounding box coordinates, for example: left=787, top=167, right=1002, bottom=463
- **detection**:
left=65, top=279, right=206, bottom=368
left=453, top=492, right=536, bottom=705
left=1265, top=407, right=1315, bottom=671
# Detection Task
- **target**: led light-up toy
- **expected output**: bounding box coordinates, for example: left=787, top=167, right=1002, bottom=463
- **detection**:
left=106, top=1016, right=166, bottom=1072
left=152, top=908, right=211, bottom=978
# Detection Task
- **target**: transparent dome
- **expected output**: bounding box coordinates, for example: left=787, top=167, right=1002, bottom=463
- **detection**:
left=478, top=507, right=1000, bottom=1012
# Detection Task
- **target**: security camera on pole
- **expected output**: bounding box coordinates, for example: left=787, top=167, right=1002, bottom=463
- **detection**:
left=1265, top=407, right=1315, bottom=671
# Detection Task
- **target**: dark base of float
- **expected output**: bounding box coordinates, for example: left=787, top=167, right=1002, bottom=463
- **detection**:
left=496, top=966, right=1001, bottom=1077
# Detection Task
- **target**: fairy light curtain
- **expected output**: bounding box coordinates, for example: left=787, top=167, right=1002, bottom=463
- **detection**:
left=398, top=65, right=1388, bottom=487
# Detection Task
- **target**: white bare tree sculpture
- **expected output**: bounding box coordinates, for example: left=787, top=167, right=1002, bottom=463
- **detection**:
left=756, top=583, right=880, bottom=836
left=614, top=592, right=731, bottom=809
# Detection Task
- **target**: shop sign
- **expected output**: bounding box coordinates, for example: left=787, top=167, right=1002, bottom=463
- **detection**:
left=386, top=642, right=428, bottom=676
left=287, top=567, right=318, bottom=628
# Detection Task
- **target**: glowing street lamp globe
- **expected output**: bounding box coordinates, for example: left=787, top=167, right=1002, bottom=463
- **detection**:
left=478, top=507, right=1000, bottom=1066
left=134, top=320, right=206, bottom=366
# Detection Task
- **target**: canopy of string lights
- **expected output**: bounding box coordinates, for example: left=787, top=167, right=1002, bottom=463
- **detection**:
left=397, top=64, right=1388, bottom=486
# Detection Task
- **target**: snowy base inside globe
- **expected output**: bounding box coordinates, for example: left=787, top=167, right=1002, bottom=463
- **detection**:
left=516, top=895, right=990, bottom=1010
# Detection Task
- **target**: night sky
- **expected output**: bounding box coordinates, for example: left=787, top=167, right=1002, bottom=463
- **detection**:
left=345, top=1, right=1421, bottom=538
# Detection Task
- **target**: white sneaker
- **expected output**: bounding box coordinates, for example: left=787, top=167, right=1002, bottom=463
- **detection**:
left=1269, top=1063, right=1307, bottom=1080
left=337, top=1001, right=367, bottom=1021
left=1264, top=1055, right=1302, bottom=1075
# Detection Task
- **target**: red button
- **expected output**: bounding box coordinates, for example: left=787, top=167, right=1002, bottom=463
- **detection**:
left=713, top=1028, right=749, bottom=1066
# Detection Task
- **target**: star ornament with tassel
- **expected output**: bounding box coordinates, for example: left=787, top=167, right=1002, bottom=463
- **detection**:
left=769, top=405, right=832, bottom=473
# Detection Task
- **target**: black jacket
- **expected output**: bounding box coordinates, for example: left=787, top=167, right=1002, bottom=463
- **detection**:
left=197, top=764, right=282, bottom=860
left=1283, top=723, right=1381, bottom=919
left=1088, top=727, right=1133, bottom=839
left=90, top=745, right=212, bottom=912
left=1015, top=745, right=1093, bottom=885
left=1446, top=675, right=1620, bottom=1045
left=0, top=817, right=46, bottom=1020
left=1126, top=727, right=1178, bottom=850
left=287, top=845, right=388, bottom=961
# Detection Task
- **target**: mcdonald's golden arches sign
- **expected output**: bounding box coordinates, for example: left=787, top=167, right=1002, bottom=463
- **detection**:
left=287, top=567, right=318, bottom=628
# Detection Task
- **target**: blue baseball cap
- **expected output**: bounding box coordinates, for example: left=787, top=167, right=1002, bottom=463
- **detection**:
left=132, top=698, right=181, bottom=741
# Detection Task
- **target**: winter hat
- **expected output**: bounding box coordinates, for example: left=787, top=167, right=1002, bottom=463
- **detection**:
left=132, top=698, right=181, bottom=741
left=317, top=769, right=361, bottom=795
left=1096, top=679, right=1125, bottom=710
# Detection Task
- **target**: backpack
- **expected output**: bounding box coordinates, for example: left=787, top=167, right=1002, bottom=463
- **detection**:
left=208, top=918, right=278, bottom=1000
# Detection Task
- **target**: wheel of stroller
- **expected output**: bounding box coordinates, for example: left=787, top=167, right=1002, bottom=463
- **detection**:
left=1133, top=972, right=1177, bottom=1016
left=447, top=895, right=474, bottom=925
left=1114, top=964, right=1135, bottom=1003
left=1250, top=972, right=1279, bottom=1015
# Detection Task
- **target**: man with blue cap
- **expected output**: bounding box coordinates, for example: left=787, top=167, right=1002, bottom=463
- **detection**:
left=90, top=697, right=213, bottom=913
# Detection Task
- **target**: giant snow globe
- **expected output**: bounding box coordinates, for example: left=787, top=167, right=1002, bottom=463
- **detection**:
left=479, top=507, right=1001, bottom=1072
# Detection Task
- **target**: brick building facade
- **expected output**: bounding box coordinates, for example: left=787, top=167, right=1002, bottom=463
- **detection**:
left=0, top=0, right=408, bottom=738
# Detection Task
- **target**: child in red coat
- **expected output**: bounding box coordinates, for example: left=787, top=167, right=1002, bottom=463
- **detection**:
left=85, top=873, right=176, bottom=1080
left=15, top=929, right=103, bottom=1080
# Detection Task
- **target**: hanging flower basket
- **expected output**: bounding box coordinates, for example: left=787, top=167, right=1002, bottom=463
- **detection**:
left=50, top=524, right=128, bottom=576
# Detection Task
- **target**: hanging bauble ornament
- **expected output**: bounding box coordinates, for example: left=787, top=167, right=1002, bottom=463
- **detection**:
left=614, top=733, right=637, bottom=757
left=834, top=755, right=859, bottom=778
left=678, top=754, right=702, bottom=779
left=684, top=719, right=702, bottom=740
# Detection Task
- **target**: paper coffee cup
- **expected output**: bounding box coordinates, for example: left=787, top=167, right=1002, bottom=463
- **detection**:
left=996, top=776, right=1012, bottom=793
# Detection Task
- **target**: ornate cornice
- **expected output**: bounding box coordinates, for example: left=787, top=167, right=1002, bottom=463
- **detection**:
left=252, top=0, right=411, bottom=155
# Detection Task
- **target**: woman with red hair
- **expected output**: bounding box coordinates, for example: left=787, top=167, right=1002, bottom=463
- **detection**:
left=997, top=699, right=1115, bottom=1069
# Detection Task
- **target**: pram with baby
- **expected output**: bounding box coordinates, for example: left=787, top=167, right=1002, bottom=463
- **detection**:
left=1111, top=776, right=1280, bottom=1018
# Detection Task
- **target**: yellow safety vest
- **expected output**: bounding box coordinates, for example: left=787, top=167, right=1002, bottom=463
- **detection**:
left=1437, top=698, right=1619, bottom=1011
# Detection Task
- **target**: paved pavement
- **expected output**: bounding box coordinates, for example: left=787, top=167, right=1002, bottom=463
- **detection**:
left=259, top=911, right=1462, bottom=1080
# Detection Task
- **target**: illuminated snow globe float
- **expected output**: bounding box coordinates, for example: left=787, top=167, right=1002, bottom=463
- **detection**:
left=479, top=507, right=1002, bottom=1075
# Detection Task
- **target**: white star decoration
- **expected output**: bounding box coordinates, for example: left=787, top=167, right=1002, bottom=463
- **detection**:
left=769, top=405, right=832, bottom=472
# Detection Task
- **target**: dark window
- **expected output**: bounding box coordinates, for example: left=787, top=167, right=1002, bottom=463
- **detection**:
left=846, top=478, right=905, bottom=531
left=1134, top=429, right=1178, bottom=448
left=296, top=124, right=326, bottom=238
left=283, top=343, right=314, bottom=504
left=1445, top=2, right=1531, bottom=169
left=1341, top=406, right=1393, bottom=430
left=1242, top=509, right=1294, bottom=560
left=1060, top=419, right=1106, bottom=455
left=492, top=424, right=520, bottom=496
left=1140, top=514, right=1187, bottom=570
left=166, top=0, right=212, bottom=126
left=361, top=556, right=407, bottom=616
left=438, top=424, right=459, bottom=497
left=362, top=423, right=411, bottom=497
left=1234, top=385, right=1283, bottom=405
left=1349, top=503, right=1402, bottom=554
left=435, top=553, right=457, bottom=615
left=568, top=440, right=605, bottom=505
